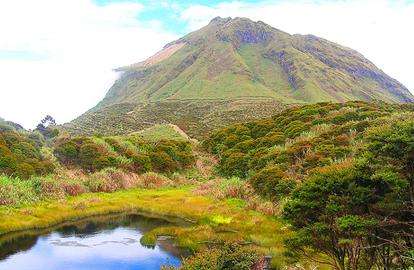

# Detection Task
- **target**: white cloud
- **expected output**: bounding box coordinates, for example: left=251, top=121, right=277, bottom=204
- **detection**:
left=0, top=0, right=177, bottom=128
left=180, top=0, right=414, bottom=95
left=1, top=0, right=412, bottom=129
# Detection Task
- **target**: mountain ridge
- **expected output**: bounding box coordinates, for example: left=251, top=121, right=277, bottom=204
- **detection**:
left=97, top=16, right=413, bottom=107
left=65, top=16, right=413, bottom=137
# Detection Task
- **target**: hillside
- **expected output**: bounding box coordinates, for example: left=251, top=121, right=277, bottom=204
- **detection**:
left=135, top=124, right=191, bottom=142
left=203, top=101, right=414, bottom=268
left=65, top=17, right=414, bottom=138
left=2, top=102, right=413, bottom=269
left=204, top=101, right=414, bottom=183
left=0, top=117, right=24, bottom=131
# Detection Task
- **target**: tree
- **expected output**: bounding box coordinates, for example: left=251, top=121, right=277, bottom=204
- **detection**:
left=283, top=116, right=414, bottom=269
left=361, top=117, right=414, bottom=269
left=36, top=115, right=59, bottom=139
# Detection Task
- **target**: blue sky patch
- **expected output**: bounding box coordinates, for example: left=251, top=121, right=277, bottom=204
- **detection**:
left=92, top=0, right=266, bottom=34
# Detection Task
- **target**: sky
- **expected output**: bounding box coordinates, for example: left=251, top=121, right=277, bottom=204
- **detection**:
left=0, top=0, right=413, bottom=129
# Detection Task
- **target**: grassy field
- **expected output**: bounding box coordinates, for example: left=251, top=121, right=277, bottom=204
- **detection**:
left=0, top=186, right=292, bottom=268
left=135, top=124, right=190, bottom=142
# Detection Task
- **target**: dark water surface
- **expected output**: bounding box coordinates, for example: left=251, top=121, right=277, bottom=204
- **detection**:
left=0, top=214, right=185, bottom=270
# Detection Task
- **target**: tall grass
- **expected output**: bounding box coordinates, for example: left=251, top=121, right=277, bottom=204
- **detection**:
left=0, top=168, right=195, bottom=207
left=193, top=177, right=279, bottom=216
left=0, top=175, right=38, bottom=205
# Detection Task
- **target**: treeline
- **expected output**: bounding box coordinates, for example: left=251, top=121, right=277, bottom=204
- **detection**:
left=204, top=101, right=414, bottom=269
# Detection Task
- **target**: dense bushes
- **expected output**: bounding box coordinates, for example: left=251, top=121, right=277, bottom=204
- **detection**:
left=204, top=101, right=414, bottom=269
left=177, top=242, right=262, bottom=270
left=283, top=116, right=414, bottom=269
left=54, top=135, right=195, bottom=173
left=0, top=128, right=196, bottom=206
left=204, top=101, right=413, bottom=201
left=250, top=166, right=295, bottom=201
left=205, top=102, right=414, bottom=268
left=0, top=130, right=54, bottom=179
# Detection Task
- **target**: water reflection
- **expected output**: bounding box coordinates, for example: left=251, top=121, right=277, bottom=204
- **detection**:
left=0, top=214, right=184, bottom=270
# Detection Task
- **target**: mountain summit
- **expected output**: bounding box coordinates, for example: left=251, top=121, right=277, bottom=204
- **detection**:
left=100, top=16, right=413, bottom=106
left=66, top=17, right=413, bottom=137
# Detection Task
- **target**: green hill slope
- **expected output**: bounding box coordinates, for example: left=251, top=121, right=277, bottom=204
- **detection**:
left=65, top=17, right=413, bottom=137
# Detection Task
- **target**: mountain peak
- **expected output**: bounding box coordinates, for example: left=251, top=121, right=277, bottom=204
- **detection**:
left=209, top=16, right=232, bottom=25
left=67, top=16, right=413, bottom=137
left=208, top=16, right=269, bottom=28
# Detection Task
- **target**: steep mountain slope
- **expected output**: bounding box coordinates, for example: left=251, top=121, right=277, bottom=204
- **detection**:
left=65, top=17, right=413, bottom=137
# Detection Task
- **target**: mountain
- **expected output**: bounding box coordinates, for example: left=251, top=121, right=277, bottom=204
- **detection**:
left=0, top=117, right=24, bottom=131
left=65, top=17, right=413, bottom=138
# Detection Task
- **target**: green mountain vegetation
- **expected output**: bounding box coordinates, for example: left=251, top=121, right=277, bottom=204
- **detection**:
left=0, top=129, right=54, bottom=179
left=54, top=134, right=194, bottom=173
left=1, top=101, right=413, bottom=269
left=134, top=124, right=191, bottom=142
left=0, top=117, right=24, bottom=132
left=204, top=101, right=414, bottom=269
left=2, top=17, right=414, bottom=270
left=64, top=17, right=413, bottom=138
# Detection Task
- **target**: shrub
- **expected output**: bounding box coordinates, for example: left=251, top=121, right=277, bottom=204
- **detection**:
left=205, top=102, right=412, bottom=202
left=61, top=180, right=87, bottom=196
left=0, top=130, right=54, bottom=178
left=139, top=172, right=172, bottom=188
left=180, top=242, right=262, bottom=270
left=219, top=151, right=248, bottom=178
left=131, top=153, right=152, bottom=173
left=54, top=136, right=195, bottom=174
left=250, top=166, right=295, bottom=201
left=35, top=178, right=65, bottom=199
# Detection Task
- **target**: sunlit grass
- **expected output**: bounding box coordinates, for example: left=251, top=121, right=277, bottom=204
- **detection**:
left=0, top=186, right=289, bottom=267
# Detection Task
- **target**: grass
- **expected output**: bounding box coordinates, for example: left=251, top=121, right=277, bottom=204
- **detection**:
left=136, top=124, right=189, bottom=142
left=0, top=186, right=290, bottom=267
left=64, top=99, right=286, bottom=139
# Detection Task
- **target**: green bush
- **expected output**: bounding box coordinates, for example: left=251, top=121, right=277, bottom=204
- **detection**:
left=204, top=101, right=413, bottom=201
left=250, top=166, right=295, bottom=201
left=218, top=151, right=248, bottom=178
left=0, top=130, right=54, bottom=178
left=181, top=242, right=262, bottom=270
left=54, top=136, right=195, bottom=174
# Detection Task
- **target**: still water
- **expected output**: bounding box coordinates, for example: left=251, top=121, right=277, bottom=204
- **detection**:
left=0, top=214, right=185, bottom=270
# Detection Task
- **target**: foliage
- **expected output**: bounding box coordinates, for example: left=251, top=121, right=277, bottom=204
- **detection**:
left=0, top=130, right=54, bottom=178
left=205, top=102, right=414, bottom=269
left=0, top=176, right=38, bottom=205
left=205, top=102, right=413, bottom=200
left=0, top=168, right=190, bottom=207
left=250, top=166, right=295, bottom=201
left=54, top=135, right=195, bottom=173
left=282, top=116, right=414, bottom=269
left=35, top=115, right=59, bottom=139
left=179, top=242, right=262, bottom=270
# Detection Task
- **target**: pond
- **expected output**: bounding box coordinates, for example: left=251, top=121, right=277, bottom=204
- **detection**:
left=0, top=213, right=187, bottom=270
